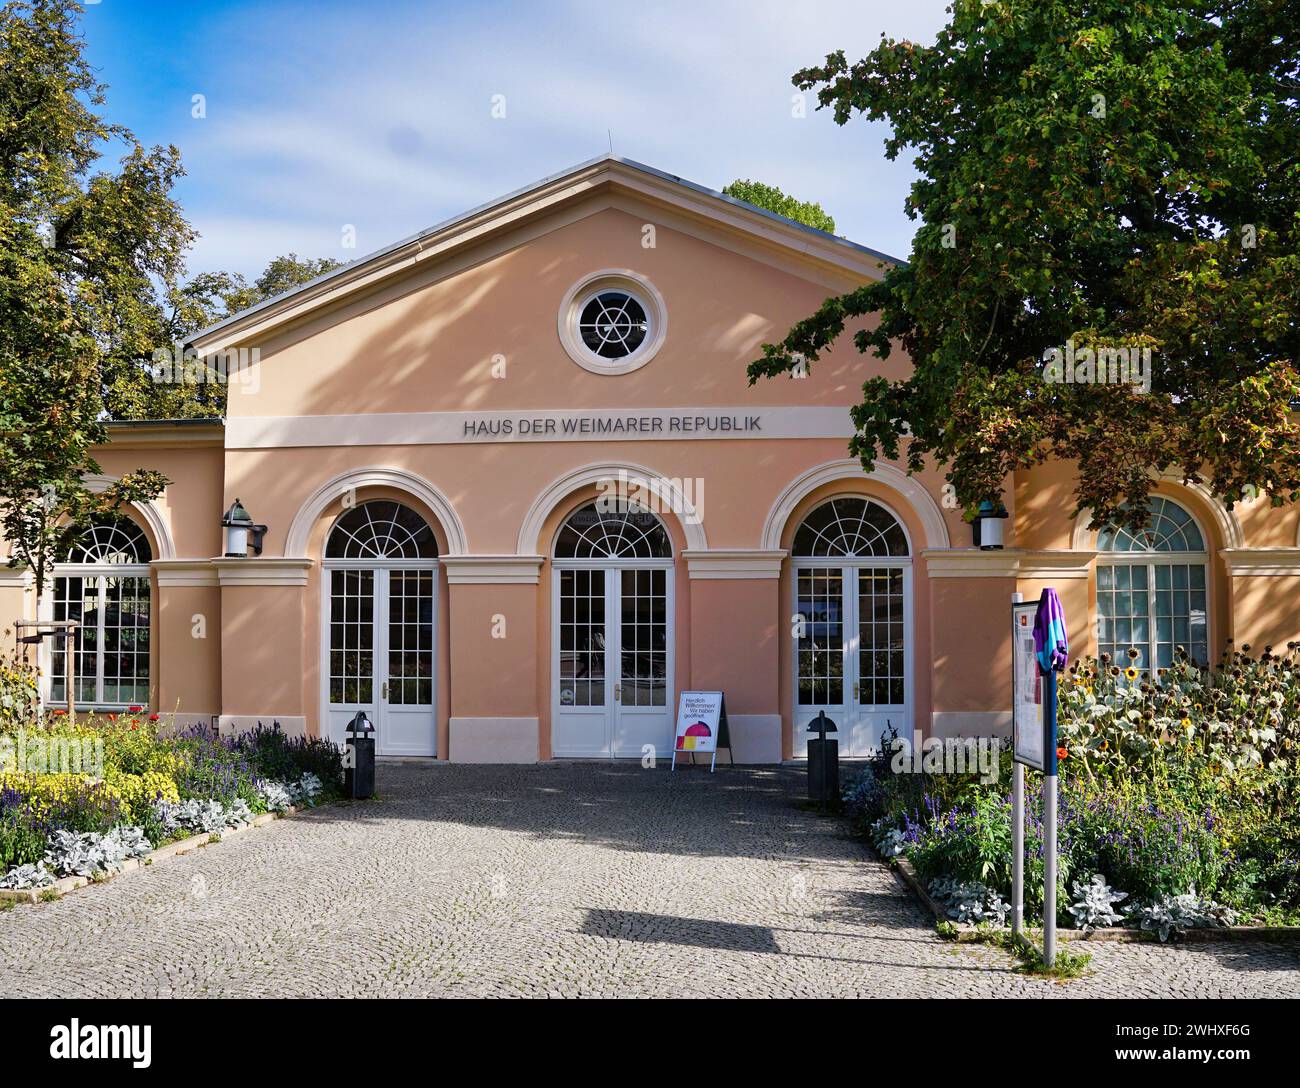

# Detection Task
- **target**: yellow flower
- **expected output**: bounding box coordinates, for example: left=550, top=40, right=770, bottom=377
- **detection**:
left=1125, top=667, right=1139, bottom=681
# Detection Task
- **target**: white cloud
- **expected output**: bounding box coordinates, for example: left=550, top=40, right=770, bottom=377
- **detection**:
left=156, top=0, right=952, bottom=278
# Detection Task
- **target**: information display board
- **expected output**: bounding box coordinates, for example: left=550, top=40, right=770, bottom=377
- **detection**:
left=1012, top=602, right=1047, bottom=770
left=671, top=691, right=732, bottom=772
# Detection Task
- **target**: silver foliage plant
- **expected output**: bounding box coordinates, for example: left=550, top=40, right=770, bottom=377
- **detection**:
left=870, top=817, right=906, bottom=858
left=3, top=775, right=325, bottom=888
left=928, top=878, right=1010, bottom=926
left=1067, top=874, right=1128, bottom=932
left=0, top=862, right=54, bottom=889
left=153, top=797, right=254, bottom=836
left=43, top=827, right=152, bottom=878
left=0, top=827, right=152, bottom=887
left=255, top=772, right=324, bottom=814
left=1131, top=892, right=1238, bottom=942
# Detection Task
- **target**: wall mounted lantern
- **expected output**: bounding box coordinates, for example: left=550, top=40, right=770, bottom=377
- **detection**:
left=221, top=498, right=268, bottom=557
left=971, top=500, right=1009, bottom=550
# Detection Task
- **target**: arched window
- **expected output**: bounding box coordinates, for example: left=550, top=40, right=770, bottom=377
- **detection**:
left=326, top=500, right=438, bottom=560
left=554, top=502, right=671, bottom=559
left=52, top=516, right=152, bottom=707
left=793, top=497, right=910, bottom=558
left=1097, top=497, right=1209, bottom=670
left=791, top=498, right=911, bottom=754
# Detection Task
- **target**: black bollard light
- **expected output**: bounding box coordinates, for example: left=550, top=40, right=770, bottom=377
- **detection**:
left=343, top=710, right=376, bottom=799
left=807, top=710, right=839, bottom=803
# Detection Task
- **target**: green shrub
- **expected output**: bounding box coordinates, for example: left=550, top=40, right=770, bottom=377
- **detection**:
left=0, top=813, right=45, bottom=871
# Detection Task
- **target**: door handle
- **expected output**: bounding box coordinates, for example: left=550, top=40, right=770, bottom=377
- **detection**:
left=614, top=683, right=621, bottom=703
left=854, top=681, right=860, bottom=701
left=382, top=681, right=388, bottom=700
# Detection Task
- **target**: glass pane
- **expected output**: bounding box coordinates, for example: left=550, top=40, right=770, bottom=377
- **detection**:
left=620, top=568, right=666, bottom=706
left=558, top=569, right=605, bottom=706
left=329, top=569, right=374, bottom=705
left=858, top=567, right=905, bottom=706
left=387, top=570, right=434, bottom=706
left=796, top=567, right=843, bottom=706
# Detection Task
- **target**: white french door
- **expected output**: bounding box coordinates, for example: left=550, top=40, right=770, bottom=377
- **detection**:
left=323, top=563, right=436, bottom=756
left=552, top=562, right=673, bottom=758
left=792, top=561, right=912, bottom=758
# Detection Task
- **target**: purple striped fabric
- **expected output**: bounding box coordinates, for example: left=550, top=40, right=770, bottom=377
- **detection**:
left=1033, top=587, right=1069, bottom=673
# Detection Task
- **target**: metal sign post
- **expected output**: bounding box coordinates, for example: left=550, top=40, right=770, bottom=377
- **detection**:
left=1043, top=666, right=1060, bottom=967
left=1010, top=593, right=1025, bottom=939
left=1010, top=588, right=1066, bottom=966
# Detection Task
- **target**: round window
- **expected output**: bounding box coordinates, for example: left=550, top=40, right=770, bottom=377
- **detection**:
left=558, top=270, right=667, bottom=375
left=578, top=291, right=648, bottom=359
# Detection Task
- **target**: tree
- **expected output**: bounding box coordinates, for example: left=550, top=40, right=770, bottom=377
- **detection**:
left=722, top=179, right=836, bottom=233
left=0, top=0, right=180, bottom=597
left=111, top=253, right=345, bottom=420
left=748, top=0, right=1300, bottom=529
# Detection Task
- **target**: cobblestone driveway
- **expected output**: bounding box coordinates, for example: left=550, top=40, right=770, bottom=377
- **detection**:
left=1, top=762, right=1296, bottom=997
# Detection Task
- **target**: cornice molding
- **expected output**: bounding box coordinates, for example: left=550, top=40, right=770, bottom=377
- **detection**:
left=151, top=559, right=220, bottom=588
left=1220, top=548, right=1300, bottom=576
left=1017, top=550, right=1097, bottom=580
left=441, top=556, right=545, bottom=585
left=213, top=558, right=312, bottom=587
left=921, top=549, right=1023, bottom=579
left=682, top=549, right=787, bottom=580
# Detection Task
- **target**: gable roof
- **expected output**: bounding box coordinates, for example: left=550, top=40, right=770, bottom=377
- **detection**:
left=186, top=155, right=902, bottom=354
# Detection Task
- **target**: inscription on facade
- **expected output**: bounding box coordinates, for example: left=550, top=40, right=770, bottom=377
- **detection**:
left=461, top=414, right=763, bottom=438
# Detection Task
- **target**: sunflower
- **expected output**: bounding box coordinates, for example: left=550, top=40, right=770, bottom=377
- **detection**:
left=1125, top=666, right=1139, bottom=681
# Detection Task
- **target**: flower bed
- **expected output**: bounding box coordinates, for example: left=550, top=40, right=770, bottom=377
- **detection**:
left=846, top=644, right=1300, bottom=940
left=1, top=667, right=344, bottom=896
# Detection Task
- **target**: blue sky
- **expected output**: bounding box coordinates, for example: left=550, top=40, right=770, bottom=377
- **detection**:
left=80, top=0, right=952, bottom=279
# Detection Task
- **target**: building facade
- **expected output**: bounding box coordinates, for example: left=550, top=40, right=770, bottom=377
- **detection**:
left=4, top=157, right=1299, bottom=762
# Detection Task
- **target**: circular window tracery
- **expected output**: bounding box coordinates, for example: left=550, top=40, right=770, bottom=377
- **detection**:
left=558, top=270, right=666, bottom=375
left=578, top=291, right=648, bottom=359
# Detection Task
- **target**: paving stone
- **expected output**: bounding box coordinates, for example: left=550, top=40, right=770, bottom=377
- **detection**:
left=0, top=763, right=1296, bottom=997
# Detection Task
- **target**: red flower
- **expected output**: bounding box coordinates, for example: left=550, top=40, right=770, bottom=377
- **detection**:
left=1056, top=747, right=1069, bottom=760
left=52, top=709, right=66, bottom=716
left=128, top=705, right=143, bottom=713
left=107, top=713, right=118, bottom=721
left=149, top=714, right=160, bottom=722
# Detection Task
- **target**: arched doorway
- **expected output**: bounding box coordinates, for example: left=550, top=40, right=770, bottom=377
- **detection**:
left=322, top=500, right=438, bottom=756
left=551, top=501, right=673, bottom=758
left=791, top=497, right=912, bottom=757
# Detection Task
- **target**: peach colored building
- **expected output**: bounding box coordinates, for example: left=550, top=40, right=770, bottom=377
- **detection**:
left=4, top=157, right=1299, bottom=762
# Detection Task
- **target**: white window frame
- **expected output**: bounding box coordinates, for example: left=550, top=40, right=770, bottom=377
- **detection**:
left=1095, top=499, right=1212, bottom=671
left=42, top=562, right=152, bottom=710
